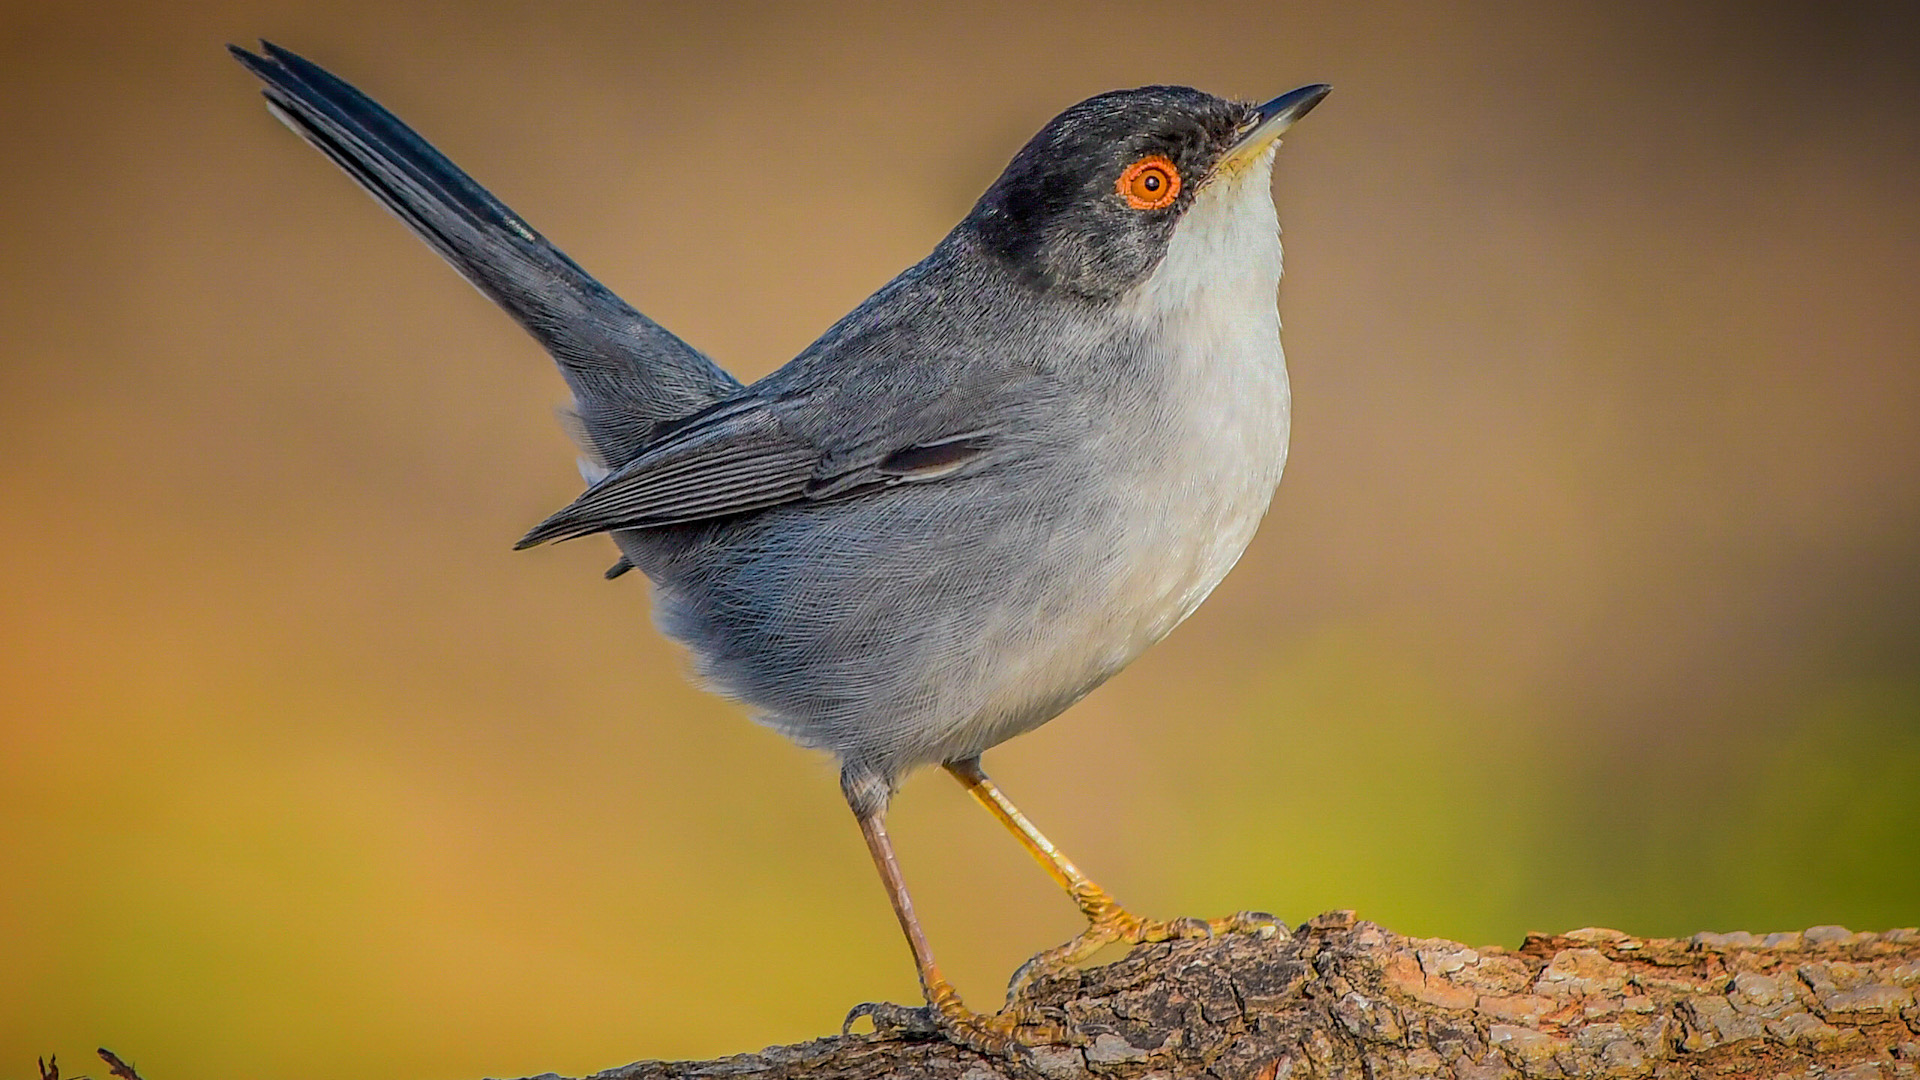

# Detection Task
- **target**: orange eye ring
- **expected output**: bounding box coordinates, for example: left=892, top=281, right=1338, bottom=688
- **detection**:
left=1117, top=155, right=1181, bottom=210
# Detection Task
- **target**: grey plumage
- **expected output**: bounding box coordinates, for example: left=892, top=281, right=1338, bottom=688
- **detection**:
left=234, top=42, right=1329, bottom=1051
left=233, top=40, right=1316, bottom=821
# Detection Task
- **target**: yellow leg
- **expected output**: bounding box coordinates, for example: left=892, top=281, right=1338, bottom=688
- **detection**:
left=945, top=757, right=1282, bottom=990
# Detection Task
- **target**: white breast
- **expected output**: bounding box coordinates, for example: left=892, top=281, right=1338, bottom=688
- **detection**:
left=1105, top=146, right=1291, bottom=656
left=934, top=149, right=1294, bottom=762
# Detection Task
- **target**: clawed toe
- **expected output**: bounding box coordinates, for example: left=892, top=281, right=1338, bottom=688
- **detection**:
left=1006, top=907, right=1290, bottom=997
left=848, top=910, right=1288, bottom=1057
left=847, top=996, right=1071, bottom=1057
left=1134, top=908, right=1289, bottom=943
left=844, top=999, right=940, bottom=1038
left=855, top=761, right=1293, bottom=1058
left=1140, top=915, right=1213, bottom=941
left=1219, top=909, right=1287, bottom=938
left=941, top=1009, right=1070, bottom=1056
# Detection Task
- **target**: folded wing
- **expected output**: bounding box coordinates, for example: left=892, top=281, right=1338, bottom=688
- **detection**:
left=516, top=395, right=996, bottom=547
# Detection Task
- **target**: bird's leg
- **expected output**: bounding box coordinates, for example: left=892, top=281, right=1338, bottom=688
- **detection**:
left=944, top=757, right=1281, bottom=997
left=943, top=757, right=1196, bottom=960
left=841, top=767, right=1068, bottom=1056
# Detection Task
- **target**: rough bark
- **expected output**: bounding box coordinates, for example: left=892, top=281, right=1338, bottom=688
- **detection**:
left=532, top=913, right=1920, bottom=1080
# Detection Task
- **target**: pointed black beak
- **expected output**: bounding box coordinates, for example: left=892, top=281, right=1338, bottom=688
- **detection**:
left=1220, top=84, right=1332, bottom=171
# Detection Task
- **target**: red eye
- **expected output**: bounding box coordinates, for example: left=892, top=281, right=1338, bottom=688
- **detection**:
left=1117, top=155, right=1181, bottom=210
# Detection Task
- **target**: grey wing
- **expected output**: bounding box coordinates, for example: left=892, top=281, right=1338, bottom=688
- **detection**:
left=229, top=42, right=740, bottom=466
left=514, top=394, right=999, bottom=548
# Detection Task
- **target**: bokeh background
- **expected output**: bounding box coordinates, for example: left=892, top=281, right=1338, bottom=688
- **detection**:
left=3, top=1, right=1917, bottom=1077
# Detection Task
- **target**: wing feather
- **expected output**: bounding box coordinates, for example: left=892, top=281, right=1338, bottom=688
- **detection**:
left=515, top=396, right=1006, bottom=548
left=515, top=403, right=817, bottom=546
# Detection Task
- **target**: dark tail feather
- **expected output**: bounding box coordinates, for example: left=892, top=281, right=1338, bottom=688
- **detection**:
left=229, top=42, right=739, bottom=466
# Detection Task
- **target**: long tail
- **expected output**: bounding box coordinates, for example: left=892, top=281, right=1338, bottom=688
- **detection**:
left=229, top=41, right=741, bottom=467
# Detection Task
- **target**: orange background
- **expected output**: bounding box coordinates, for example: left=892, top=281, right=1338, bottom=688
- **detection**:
left=2, top=3, right=1916, bottom=1079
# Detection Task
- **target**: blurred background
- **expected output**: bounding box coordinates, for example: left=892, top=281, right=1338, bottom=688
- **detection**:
left=3, top=1, right=1917, bottom=1078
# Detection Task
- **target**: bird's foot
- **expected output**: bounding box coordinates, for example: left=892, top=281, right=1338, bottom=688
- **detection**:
left=845, top=988, right=1072, bottom=1058
left=1007, top=904, right=1287, bottom=998
left=1193, top=908, right=1289, bottom=940
left=1081, top=894, right=1287, bottom=950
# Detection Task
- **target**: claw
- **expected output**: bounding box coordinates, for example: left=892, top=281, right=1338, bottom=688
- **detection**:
left=1152, top=915, right=1214, bottom=941
left=1006, top=905, right=1290, bottom=998
left=851, top=911, right=1287, bottom=1055
left=931, top=981, right=1072, bottom=1056
left=848, top=992, right=1072, bottom=1057
left=935, top=1005, right=1071, bottom=1057
left=1223, top=909, right=1287, bottom=938
left=843, top=1000, right=939, bottom=1038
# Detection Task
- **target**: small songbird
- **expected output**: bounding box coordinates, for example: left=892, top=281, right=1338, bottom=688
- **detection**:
left=231, top=42, right=1328, bottom=1055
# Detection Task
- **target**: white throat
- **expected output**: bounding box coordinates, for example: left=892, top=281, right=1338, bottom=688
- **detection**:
left=1111, top=144, right=1292, bottom=643
left=1130, top=147, right=1285, bottom=318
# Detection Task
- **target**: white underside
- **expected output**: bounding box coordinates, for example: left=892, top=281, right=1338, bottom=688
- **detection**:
left=941, top=148, right=1292, bottom=760
left=1115, top=145, right=1291, bottom=645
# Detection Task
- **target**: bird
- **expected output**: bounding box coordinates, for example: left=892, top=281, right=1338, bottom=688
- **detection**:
left=229, top=41, right=1328, bottom=1056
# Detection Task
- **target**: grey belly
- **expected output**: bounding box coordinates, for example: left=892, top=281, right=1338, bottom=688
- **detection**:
left=617, top=464, right=1123, bottom=781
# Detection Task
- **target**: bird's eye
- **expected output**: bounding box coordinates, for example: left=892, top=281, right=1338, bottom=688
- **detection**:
left=1117, top=155, right=1181, bottom=210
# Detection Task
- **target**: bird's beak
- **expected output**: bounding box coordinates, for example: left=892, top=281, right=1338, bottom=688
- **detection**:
left=1217, top=84, right=1331, bottom=176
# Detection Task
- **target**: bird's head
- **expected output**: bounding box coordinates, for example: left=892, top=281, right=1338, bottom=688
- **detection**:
left=963, top=83, right=1329, bottom=300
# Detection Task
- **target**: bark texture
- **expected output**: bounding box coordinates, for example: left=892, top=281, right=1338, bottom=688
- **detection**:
left=538, top=913, right=1920, bottom=1080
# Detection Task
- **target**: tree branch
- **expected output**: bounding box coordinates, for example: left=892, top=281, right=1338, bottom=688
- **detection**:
left=551, top=913, right=1920, bottom=1080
